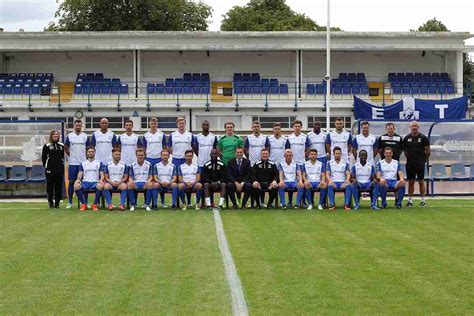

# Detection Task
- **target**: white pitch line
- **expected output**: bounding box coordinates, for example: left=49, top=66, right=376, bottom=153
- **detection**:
left=212, top=209, right=249, bottom=316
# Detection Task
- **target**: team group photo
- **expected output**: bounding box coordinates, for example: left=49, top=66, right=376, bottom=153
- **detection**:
left=1, top=0, right=473, bottom=314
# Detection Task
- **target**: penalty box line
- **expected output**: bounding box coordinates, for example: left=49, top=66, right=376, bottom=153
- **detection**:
left=212, top=209, right=249, bottom=316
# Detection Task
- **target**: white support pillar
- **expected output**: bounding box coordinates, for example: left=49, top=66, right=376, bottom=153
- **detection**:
left=295, top=49, right=299, bottom=96
left=300, top=50, right=304, bottom=98
left=133, top=49, right=137, bottom=98
left=455, top=50, right=463, bottom=94
left=137, top=49, right=141, bottom=96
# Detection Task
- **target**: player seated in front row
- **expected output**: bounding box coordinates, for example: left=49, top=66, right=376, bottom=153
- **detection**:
left=103, top=148, right=129, bottom=211
left=127, top=148, right=154, bottom=211
left=74, top=146, right=104, bottom=211
left=177, top=149, right=203, bottom=210
left=153, top=149, right=179, bottom=208
left=302, top=148, right=327, bottom=210
left=351, top=150, right=377, bottom=210
left=251, top=149, right=279, bottom=209
left=226, top=147, right=252, bottom=209
left=375, top=147, right=406, bottom=209
left=201, top=148, right=227, bottom=210
left=326, top=146, right=352, bottom=211
left=278, top=149, right=305, bottom=209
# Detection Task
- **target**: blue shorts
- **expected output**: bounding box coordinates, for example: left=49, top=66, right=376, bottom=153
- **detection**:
left=333, top=181, right=346, bottom=189
left=82, top=181, right=98, bottom=190
left=283, top=181, right=298, bottom=190
left=145, top=157, right=161, bottom=168
left=172, top=158, right=186, bottom=168
left=135, top=182, right=146, bottom=191
left=317, top=157, right=328, bottom=166
left=309, top=181, right=321, bottom=189
left=386, top=179, right=398, bottom=190
left=356, top=182, right=373, bottom=190
left=68, top=165, right=81, bottom=181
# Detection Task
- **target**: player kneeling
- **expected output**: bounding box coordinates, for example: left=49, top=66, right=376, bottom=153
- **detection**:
left=74, top=146, right=104, bottom=211
left=302, top=149, right=327, bottom=210
left=153, top=149, right=178, bottom=209
left=326, top=147, right=352, bottom=211
left=178, top=150, right=203, bottom=210
left=103, top=148, right=129, bottom=211
left=127, top=148, right=154, bottom=211
left=375, top=147, right=406, bottom=209
left=351, top=150, right=377, bottom=210
left=278, top=149, right=304, bottom=209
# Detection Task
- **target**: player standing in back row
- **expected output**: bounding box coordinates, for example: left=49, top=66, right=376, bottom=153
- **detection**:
left=91, top=118, right=118, bottom=165
left=244, top=121, right=269, bottom=166
left=194, top=120, right=218, bottom=168
left=267, top=122, right=287, bottom=164
left=217, top=121, right=243, bottom=165
left=326, top=117, right=352, bottom=163
left=142, top=117, right=167, bottom=167
left=306, top=120, right=328, bottom=165
left=168, top=117, right=195, bottom=167
left=285, top=120, right=307, bottom=165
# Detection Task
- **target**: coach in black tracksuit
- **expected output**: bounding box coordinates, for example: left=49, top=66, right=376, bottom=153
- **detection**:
left=42, top=130, right=65, bottom=208
left=251, top=149, right=279, bottom=208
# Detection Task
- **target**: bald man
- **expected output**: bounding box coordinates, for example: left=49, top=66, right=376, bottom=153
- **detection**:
left=91, top=118, right=118, bottom=164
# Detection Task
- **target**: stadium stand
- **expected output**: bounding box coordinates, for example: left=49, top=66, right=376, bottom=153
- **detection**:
left=0, top=73, right=53, bottom=96
left=29, top=165, right=46, bottom=182
left=233, top=73, right=289, bottom=95
left=7, top=165, right=27, bottom=182
left=147, top=73, right=210, bottom=95
left=388, top=72, right=455, bottom=95
left=306, top=73, right=369, bottom=95
left=74, top=73, right=128, bottom=95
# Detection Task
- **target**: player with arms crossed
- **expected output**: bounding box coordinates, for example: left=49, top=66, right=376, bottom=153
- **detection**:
left=152, top=149, right=179, bottom=209
left=302, top=149, right=327, bottom=210
left=103, top=148, right=129, bottom=211
left=177, top=150, right=203, bottom=210
left=326, top=146, right=352, bottom=211
left=278, top=149, right=305, bottom=209
left=351, top=150, right=377, bottom=210
left=375, top=147, right=406, bottom=209
left=74, top=146, right=104, bottom=211
left=127, top=148, right=154, bottom=211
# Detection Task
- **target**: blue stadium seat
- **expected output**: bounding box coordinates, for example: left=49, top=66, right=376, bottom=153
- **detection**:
left=411, top=83, right=419, bottom=94
left=402, top=84, right=411, bottom=94
left=279, top=84, right=288, bottom=94
left=306, top=84, right=315, bottom=95
left=92, top=83, right=101, bottom=94
left=13, top=84, right=22, bottom=94
left=22, top=84, right=31, bottom=94
left=315, top=84, right=325, bottom=94
left=437, top=85, right=447, bottom=94
left=419, top=84, right=428, bottom=94
left=0, top=165, right=6, bottom=182
left=4, top=84, right=13, bottom=94
left=146, top=83, right=156, bottom=94
left=192, top=86, right=201, bottom=94
left=111, top=83, right=120, bottom=94
left=428, top=84, right=437, bottom=94
left=30, top=165, right=46, bottom=182
left=351, top=85, right=361, bottom=94
left=270, top=86, right=279, bottom=94
left=8, top=165, right=27, bottom=182
left=252, top=84, right=261, bottom=94
left=360, top=85, right=369, bottom=94
left=32, top=84, right=40, bottom=94
left=101, top=84, right=111, bottom=94
left=431, top=164, right=449, bottom=180
left=156, top=84, right=165, bottom=94
left=451, top=163, right=469, bottom=180
left=446, top=85, right=455, bottom=94
left=74, top=84, right=83, bottom=94
left=202, top=86, right=210, bottom=94
left=342, top=83, right=351, bottom=94
left=120, top=84, right=128, bottom=94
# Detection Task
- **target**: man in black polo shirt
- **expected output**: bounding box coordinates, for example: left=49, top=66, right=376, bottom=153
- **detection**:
left=402, top=120, right=430, bottom=207
left=378, top=122, right=403, bottom=160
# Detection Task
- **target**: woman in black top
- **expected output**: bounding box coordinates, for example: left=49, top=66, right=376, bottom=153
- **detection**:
left=41, top=130, right=65, bottom=208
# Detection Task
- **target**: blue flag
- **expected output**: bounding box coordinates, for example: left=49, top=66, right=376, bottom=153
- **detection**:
left=354, top=96, right=468, bottom=120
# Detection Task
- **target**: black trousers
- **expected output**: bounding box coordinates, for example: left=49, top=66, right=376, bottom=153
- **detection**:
left=46, top=171, right=63, bottom=207
left=251, top=182, right=277, bottom=207
left=227, top=182, right=251, bottom=207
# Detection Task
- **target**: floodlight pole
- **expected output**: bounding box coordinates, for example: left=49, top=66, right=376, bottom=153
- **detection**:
left=325, top=0, right=331, bottom=131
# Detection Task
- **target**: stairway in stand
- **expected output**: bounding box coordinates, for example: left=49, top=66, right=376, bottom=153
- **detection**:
left=50, top=82, right=75, bottom=104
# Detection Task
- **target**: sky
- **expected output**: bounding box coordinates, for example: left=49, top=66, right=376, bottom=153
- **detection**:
left=0, top=0, right=473, bottom=52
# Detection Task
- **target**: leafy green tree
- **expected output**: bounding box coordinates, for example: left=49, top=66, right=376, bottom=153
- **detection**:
left=45, top=0, right=212, bottom=31
left=220, top=0, right=341, bottom=31
left=410, top=18, right=449, bottom=32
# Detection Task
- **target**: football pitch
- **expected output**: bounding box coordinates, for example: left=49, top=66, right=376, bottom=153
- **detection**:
left=1, top=200, right=473, bottom=314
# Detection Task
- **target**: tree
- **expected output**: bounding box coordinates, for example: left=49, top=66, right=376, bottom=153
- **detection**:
left=410, top=18, right=449, bottom=32
left=220, top=0, right=341, bottom=32
left=45, top=0, right=212, bottom=31
left=411, top=18, right=472, bottom=85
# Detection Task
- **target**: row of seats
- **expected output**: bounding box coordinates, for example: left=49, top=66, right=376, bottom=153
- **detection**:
left=392, top=83, right=455, bottom=94
left=388, top=72, right=452, bottom=84
left=0, top=165, right=46, bottom=182
left=75, top=73, right=128, bottom=95
left=0, top=83, right=52, bottom=95
left=147, top=73, right=210, bottom=95
left=306, top=82, right=369, bottom=95
left=233, top=74, right=289, bottom=94
left=429, top=163, right=474, bottom=180
left=334, top=72, right=367, bottom=83
left=0, top=73, right=54, bottom=83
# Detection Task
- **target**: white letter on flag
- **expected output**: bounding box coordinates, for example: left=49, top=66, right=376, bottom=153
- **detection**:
left=372, top=107, right=384, bottom=119
left=435, top=104, right=448, bottom=119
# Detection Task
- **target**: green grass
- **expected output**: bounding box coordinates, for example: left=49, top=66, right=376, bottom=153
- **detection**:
left=221, top=200, right=474, bottom=315
left=1, top=200, right=473, bottom=314
left=0, top=205, right=230, bottom=314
